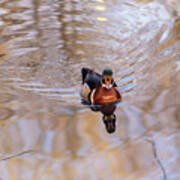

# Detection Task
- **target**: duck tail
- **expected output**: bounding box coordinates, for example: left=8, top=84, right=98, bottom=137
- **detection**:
left=81, top=67, right=92, bottom=83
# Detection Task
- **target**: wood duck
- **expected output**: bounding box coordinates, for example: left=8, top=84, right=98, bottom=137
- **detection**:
left=81, top=67, right=121, bottom=104
left=80, top=67, right=122, bottom=133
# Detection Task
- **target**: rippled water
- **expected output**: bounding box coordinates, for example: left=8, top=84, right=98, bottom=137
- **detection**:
left=0, top=0, right=180, bottom=179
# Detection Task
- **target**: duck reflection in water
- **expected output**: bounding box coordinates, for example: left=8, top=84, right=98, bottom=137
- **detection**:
left=80, top=68, right=122, bottom=133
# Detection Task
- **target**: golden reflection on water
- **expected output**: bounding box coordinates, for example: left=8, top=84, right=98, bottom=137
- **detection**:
left=96, top=17, right=107, bottom=22
left=0, top=0, right=180, bottom=179
left=96, top=0, right=105, bottom=3
left=93, top=6, right=106, bottom=11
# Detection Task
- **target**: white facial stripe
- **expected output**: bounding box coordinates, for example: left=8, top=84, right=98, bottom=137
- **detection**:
left=90, top=89, right=95, bottom=104
left=102, top=84, right=113, bottom=89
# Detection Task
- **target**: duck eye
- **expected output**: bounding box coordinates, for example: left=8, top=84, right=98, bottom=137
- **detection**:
left=111, top=79, right=114, bottom=84
left=102, top=79, right=105, bottom=84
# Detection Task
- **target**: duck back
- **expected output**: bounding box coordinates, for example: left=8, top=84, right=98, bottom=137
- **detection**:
left=81, top=68, right=101, bottom=90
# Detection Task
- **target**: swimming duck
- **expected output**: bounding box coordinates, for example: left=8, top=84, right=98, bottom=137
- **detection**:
left=80, top=67, right=122, bottom=133
left=81, top=67, right=121, bottom=104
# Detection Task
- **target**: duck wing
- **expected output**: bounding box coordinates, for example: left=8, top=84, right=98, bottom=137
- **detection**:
left=81, top=68, right=101, bottom=83
left=81, top=67, right=102, bottom=90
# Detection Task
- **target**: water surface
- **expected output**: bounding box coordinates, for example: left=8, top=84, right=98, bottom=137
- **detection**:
left=0, top=0, right=180, bottom=179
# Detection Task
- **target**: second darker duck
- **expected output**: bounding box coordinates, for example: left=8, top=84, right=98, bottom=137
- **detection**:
left=81, top=67, right=121, bottom=105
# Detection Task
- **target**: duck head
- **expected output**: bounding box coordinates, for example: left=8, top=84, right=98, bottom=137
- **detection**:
left=101, top=69, right=114, bottom=90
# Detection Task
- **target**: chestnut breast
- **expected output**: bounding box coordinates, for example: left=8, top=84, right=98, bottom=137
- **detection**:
left=93, top=87, right=121, bottom=104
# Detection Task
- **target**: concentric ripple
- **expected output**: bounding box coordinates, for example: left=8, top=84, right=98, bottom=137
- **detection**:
left=0, top=0, right=179, bottom=179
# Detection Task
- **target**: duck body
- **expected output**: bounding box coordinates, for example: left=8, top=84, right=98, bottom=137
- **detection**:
left=81, top=67, right=121, bottom=105
left=80, top=67, right=121, bottom=134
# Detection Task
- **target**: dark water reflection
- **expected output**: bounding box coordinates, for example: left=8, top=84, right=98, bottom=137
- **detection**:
left=0, top=0, right=180, bottom=179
